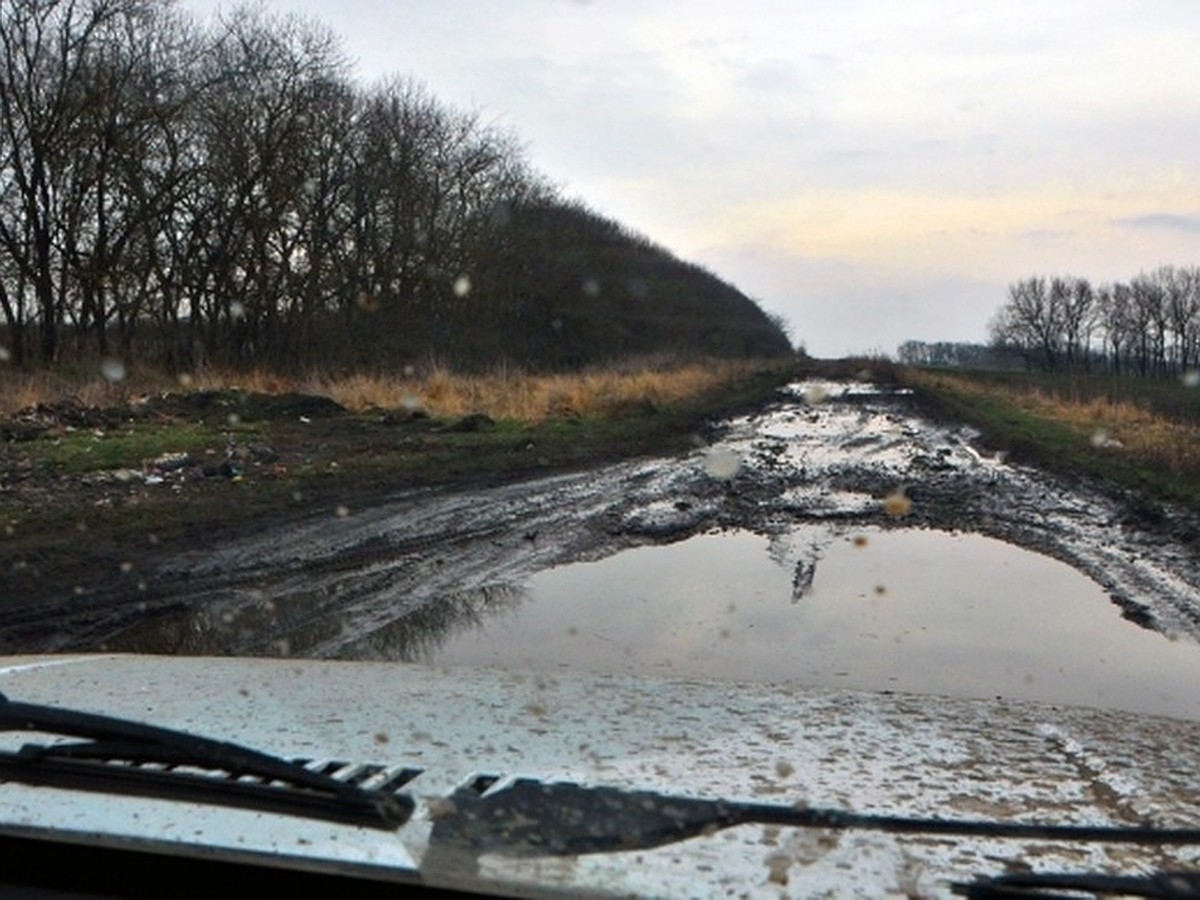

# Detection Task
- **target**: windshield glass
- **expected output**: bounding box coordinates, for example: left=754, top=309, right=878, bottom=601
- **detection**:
left=2, top=0, right=1199, bottom=895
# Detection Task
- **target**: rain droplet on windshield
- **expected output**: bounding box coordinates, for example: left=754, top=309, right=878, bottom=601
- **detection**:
left=702, top=447, right=741, bottom=479
left=801, top=384, right=828, bottom=405
left=882, top=487, right=912, bottom=517
left=100, top=358, right=126, bottom=382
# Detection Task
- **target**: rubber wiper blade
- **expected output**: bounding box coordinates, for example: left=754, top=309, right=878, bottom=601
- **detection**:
left=0, top=692, right=412, bottom=829
left=952, top=869, right=1200, bottom=898
left=430, top=778, right=1200, bottom=858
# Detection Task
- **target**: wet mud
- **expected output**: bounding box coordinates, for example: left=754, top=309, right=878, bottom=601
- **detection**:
left=5, top=381, right=1200, bottom=660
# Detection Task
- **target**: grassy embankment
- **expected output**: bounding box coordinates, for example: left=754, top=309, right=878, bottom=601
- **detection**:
left=0, top=357, right=798, bottom=577
left=902, top=368, right=1200, bottom=511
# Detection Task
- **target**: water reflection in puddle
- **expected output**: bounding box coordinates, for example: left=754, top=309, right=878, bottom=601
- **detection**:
left=429, top=527, right=1200, bottom=721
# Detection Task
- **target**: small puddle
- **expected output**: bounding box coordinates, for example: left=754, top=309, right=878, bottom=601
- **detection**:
left=428, top=527, right=1200, bottom=721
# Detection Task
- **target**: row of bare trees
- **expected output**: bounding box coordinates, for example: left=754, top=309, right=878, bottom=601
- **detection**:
left=0, top=0, right=550, bottom=370
left=988, top=266, right=1200, bottom=376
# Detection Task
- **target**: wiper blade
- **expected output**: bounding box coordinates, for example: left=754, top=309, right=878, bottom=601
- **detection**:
left=0, top=692, right=412, bottom=829
left=952, top=869, right=1200, bottom=898
left=430, top=778, right=1200, bottom=858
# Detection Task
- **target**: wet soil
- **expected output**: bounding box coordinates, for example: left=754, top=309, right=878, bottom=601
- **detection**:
left=2, top=380, right=1199, bottom=658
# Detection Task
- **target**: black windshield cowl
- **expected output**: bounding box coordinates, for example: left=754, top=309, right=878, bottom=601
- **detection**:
left=0, top=692, right=413, bottom=830
left=429, top=777, right=1200, bottom=858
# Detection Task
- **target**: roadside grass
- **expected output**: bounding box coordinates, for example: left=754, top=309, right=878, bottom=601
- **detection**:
left=932, top=369, right=1200, bottom=426
left=29, top=422, right=236, bottom=475
left=1, top=355, right=778, bottom=422
left=902, top=367, right=1200, bottom=509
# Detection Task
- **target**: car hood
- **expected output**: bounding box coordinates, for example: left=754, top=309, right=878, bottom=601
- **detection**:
left=1, top=653, right=1198, bottom=897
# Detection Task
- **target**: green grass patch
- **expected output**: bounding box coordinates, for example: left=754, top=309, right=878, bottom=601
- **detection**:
left=28, top=422, right=254, bottom=475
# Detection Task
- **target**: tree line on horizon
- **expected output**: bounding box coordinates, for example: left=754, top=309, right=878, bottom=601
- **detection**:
left=0, top=0, right=791, bottom=373
left=987, top=266, right=1200, bottom=376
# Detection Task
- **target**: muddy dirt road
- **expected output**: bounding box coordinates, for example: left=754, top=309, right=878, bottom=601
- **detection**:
left=6, top=380, right=1200, bottom=660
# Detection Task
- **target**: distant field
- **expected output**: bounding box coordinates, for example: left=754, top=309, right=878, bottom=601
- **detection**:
left=902, top=367, right=1200, bottom=510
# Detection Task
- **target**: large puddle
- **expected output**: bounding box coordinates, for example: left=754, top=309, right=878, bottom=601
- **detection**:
left=427, top=526, right=1200, bottom=721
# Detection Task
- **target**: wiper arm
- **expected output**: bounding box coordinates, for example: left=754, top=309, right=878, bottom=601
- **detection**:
left=430, top=778, right=1200, bottom=858
left=952, top=869, right=1200, bottom=898
left=0, top=692, right=412, bottom=829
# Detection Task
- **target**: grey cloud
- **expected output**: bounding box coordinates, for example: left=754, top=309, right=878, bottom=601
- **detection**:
left=1112, top=213, right=1200, bottom=234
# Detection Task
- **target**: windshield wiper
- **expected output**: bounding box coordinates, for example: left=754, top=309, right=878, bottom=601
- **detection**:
left=430, top=777, right=1200, bottom=858
left=0, top=692, right=412, bottom=829
left=952, top=869, right=1200, bottom=898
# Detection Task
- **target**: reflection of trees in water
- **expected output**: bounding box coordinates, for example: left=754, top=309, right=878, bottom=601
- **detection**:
left=102, top=582, right=527, bottom=662
left=337, top=584, right=527, bottom=662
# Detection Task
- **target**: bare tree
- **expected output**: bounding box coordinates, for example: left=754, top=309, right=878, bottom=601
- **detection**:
left=989, top=276, right=1063, bottom=370
left=0, top=0, right=141, bottom=362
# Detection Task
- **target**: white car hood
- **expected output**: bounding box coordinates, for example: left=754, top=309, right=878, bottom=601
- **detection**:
left=1, top=654, right=1198, bottom=897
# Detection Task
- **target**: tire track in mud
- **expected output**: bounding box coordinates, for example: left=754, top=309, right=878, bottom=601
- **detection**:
left=9, top=380, right=1200, bottom=657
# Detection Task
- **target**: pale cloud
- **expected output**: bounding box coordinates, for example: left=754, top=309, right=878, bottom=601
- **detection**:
left=1113, top=213, right=1200, bottom=235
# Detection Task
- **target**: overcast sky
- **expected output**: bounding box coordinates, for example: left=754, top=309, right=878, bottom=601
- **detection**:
left=186, top=0, right=1200, bottom=357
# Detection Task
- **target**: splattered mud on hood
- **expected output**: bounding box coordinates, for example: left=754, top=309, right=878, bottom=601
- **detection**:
left=13, top=381, right=1200, bottom=703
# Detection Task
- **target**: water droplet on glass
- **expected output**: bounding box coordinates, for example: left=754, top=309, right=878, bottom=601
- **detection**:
left=882, top=487, right=912, bottom=517
left=452, top=274, right=471, bottom=297
left=335, top=504, right=350, bottom=518
left=119, top=561, right=133, bottom=574
left=100, top=358, right=126, bottom=382
left=802, top=384, right=828, bottom=404
left=703, top=447, right=741, bottom=479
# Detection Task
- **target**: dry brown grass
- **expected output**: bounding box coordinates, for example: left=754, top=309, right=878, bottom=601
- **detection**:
left=1, top=357, right=776, bottom=423
left=908, top=370, right=1200, bottom=476
left=307, top=358, right=769, bottom=422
